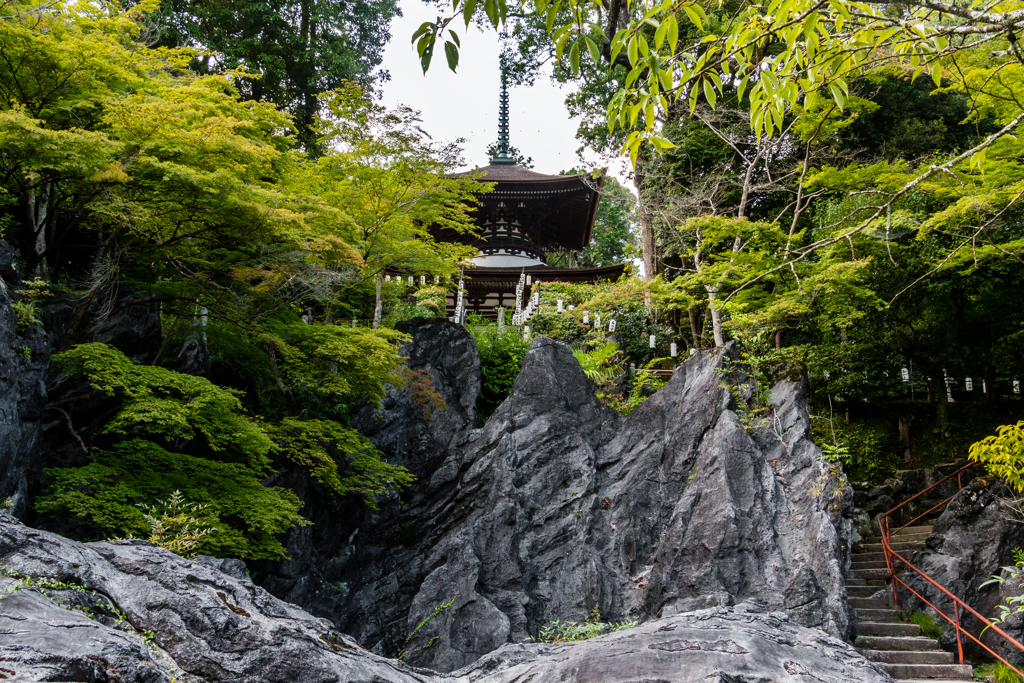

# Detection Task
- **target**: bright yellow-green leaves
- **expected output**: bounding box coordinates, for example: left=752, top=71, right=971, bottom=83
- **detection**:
left=969, top=421, right=1024, bottom=493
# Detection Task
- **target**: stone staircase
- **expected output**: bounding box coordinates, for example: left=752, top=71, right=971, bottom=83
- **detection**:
left=848, top=523, right=973, bottom=682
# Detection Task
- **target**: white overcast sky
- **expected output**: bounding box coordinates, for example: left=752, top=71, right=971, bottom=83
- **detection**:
left=377, top=0, right=633, bottom=187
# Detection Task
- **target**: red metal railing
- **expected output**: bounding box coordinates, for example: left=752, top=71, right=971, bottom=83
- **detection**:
left=877, top=461, right=1024, bottom=675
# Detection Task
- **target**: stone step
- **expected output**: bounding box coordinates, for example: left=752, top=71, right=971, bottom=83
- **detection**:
left=849, top=597, right=890, bottom=610
left=856, top=608, right=901, bottom=621
left=848, top=586, right=885, bottom=598
left=856, top=542, right=925, bottom=554
left=857, top=649, right=955, bottom=665
left=855, top=635, right=940, bottom=651
left=846, top=576, right=888, bottom=586
left=851, top=560, right=890, bottom=571
left=858, top=527, right=933, bottom=543
left=859, top=621, right=922, bottom=637
left=877, top=663, right=972, bottom=680
left=849, top=568, right=893, bottom=580
left=853, top=552, right=887, bottom=563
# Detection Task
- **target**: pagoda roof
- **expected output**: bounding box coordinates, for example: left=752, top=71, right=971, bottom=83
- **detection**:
left=439, top=163, right=606, bottom=251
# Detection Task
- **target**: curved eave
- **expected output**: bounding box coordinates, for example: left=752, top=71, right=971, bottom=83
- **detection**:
left=438, top=166, right=607, bottom=251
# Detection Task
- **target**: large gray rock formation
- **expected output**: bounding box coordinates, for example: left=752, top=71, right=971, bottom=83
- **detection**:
left=449, top=602, right=889, bottom=683
left=899, top=477, right=1024, bottom=665
left=0, top=512, right=894, bottom=682
left=273, top=330, right=854, bottom=672
left=0, top=241, right=68, bottom=518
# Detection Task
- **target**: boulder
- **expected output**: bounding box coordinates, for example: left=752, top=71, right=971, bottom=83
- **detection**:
left=281, top=336, right=854, bottom=671
left=449, top=602, right=893, bottom=683
left=899, top=477, right=1024, bottom=665
left=0, top=512, right=895, bottom=683
left=0, top=512, right=434, bottom=683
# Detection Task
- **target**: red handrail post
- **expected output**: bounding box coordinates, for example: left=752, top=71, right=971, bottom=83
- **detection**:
left=954, top=602, right=963, bottom=664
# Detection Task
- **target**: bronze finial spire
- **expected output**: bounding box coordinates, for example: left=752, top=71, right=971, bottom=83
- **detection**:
left=491, top=74, right=515, bottom=164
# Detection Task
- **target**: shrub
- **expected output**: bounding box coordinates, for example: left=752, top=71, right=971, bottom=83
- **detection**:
left=138, top=490, right=215, bottom=558
left=970, top=422, right=1024, bottom=493
left=38, top=343, right=414, bottom=559
left=468, top=322, right=530, bottom=425
left=527, top=605, right=637, bottom=643
left=907, top=611, right=943, bottom=640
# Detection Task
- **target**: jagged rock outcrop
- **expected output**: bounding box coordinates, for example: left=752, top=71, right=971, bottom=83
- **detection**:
left=0, top=241, right=69, bottom=518
left=0, top=512, right=895, bottom=683
left=899, top=477, right=1024, bottom=665
left=272, top=328, right=854, bottom=672
left=353, top=317, right=481, bottom=479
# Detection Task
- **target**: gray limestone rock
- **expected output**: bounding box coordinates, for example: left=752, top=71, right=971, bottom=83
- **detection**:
left=0, top=512, right=895, bottom=683
left=0, top=240, right=69, bottom=518
left=449, top=603, right=894, bottom=683
left=352, top=317, right=481, bottom=479
left=300, top=336, right=854, bottom=672
left=0, top=512, right=436, bottom=683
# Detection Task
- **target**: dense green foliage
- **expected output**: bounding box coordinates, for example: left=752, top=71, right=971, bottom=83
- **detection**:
left=36, top=344, right=415, bottom=558
left=468, top=322, right=531, bottom=425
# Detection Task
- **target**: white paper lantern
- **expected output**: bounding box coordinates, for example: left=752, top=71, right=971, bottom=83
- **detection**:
left=523, top=326, right=530, bottom=340
left=1015, top=380, right=1021, bottom=395
left=434, top=275, right=439, bottom=284
left=966, top=377, right=974, bottom=392
left=984, top=380, right=988, bottom=393
left=670, top=342, right=678, bottom=357
left=649, top=334, right=656, bottom=349
left=408, top=276, right=413, bottom=286
left=583, top=311, right=589, bottom=324
left=608, top=319, right=617, bottom=332
left=901, top=367, right=910, bottom=382
left=385, top=275, right=391, bottom=282
left=420, top=275, right=426, bottom=285
left=557, top=299, right=564, bottom=313
left=595, top=314, right=601, bottom=330
left=526, top=275, right=532, bottom=285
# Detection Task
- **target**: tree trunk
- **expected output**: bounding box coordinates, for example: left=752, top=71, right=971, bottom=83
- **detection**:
left=373, top=272, right=383, bottom=329
left=708, top=288, right=724, bottom=347
left=26, top=182, right=52, bottom=276
left=688, top=305, right=700, bottom=350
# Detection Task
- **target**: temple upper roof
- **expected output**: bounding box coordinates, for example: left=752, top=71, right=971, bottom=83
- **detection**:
left=440, top=163, right=606, bottom=252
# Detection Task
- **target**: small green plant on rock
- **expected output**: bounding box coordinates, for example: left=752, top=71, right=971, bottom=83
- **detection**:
left=399, top=594, right=457, bottom=660
left=975, top=662, right=1024, bottom=683
left=526, top=604, right=637, bottom=643
left=907, top=610, right=943, bottom=640
left=138, top=490, right=216, bottom=559
left=980, top=548, right=1024, bottom=632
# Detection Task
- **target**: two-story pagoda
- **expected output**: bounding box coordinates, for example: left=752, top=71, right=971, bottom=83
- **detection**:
left=433, top=80, right=626, bottom=318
